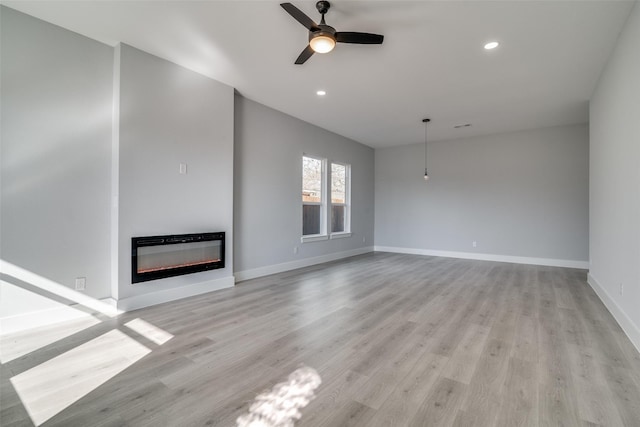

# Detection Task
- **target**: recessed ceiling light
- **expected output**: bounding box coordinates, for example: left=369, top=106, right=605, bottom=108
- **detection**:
left=316, top=90, right=326, bottom=96
left=484, top=41, right=499, bottom=50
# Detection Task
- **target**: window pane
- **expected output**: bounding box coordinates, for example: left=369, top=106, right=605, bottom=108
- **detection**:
left=331, top=163, right=346, bottom=204
left=303, top=204, right=321, bottom=235
left=303, top=157, right=322, bottom=203
left=331, top=205, right=345, bottom=233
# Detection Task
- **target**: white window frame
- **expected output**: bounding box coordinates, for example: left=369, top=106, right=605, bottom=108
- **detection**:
left=301, top=155, right=352, bottom=243
left=302, top=155, right=328, bottom=242
left=329, top=162, right=351, bottom=239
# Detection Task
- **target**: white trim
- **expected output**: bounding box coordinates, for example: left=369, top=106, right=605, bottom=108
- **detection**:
left=373, top=246, right=589, bottom=269
left=0, top=298, right=121, bottom=336
left=301, top=234, right=328, bottom=243
left=101, top=298, right=118, bottom=308
left=115, top=276, right=235, bottom=312
left=330, top=232, right=352, bottom=240
left=331, top=161, right=351, bottom=234
left=587, top=272, right=640, bottom=353
left=302, top=154, right=327, bottom=236
left=235, top=247, right=374, bottom=282
left=111, top=43, right=121, bottom=301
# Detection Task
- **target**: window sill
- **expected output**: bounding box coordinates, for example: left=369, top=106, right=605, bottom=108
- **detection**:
left=330, top=232, right=352, bottom=240
left=301, top=234, right=328, bottom=243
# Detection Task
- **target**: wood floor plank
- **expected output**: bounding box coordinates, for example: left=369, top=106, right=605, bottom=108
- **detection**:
left=352, top=330, right=431, bottom=410
left=511, top=313, right=538, bottom=363
left=495, top=357, right=538, bottom=426
left=566, top=343, right=625, bottom=426
left=440, top=323, right=491, bottom=384
left=455, top=338, right=511, bottom=427
left=599, top=363, right=640, bottom=426
left=298, top=368, right=370, bottom=426
left=314, top=399, right=376, bottom=427
left=538, top=384, right=582, bottom=427
left=367, top=351, right=449, bottom=427
left=408, top=377, right=467, bottom=427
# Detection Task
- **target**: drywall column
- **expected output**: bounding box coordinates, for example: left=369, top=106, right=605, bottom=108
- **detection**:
left=116, top=44, right=235, bottom=310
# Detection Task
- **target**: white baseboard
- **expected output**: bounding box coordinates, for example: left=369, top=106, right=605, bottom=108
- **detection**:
left=115, top=276, right=235, bottom=312
left=374, top=246, right=589, bottom=269
left=0, top=298, right=119, bottom=336
left=587, top=272, right=640, bottom=353
left=234, top=246, right=374, bottom=282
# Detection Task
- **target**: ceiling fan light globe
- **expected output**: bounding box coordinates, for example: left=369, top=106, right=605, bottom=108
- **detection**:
left=310, top=35, right=336, bottom=53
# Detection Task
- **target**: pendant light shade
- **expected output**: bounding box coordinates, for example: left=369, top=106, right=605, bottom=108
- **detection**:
left=423, top=118, right=431, bottom=181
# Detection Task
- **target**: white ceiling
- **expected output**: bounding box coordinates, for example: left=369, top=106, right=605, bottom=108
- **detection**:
left=4, top=1, right=634, bottom=148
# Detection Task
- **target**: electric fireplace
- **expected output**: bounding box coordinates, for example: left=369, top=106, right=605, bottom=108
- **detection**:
left=131, top=232, right=225, bottom=283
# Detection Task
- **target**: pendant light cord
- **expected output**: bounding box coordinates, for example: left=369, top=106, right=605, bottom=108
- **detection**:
left=422, top=118, right=430, bottom=177
left=424, top=122, right=428, bottom=171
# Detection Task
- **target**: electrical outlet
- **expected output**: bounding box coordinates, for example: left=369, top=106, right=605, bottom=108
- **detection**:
left=363, top=237, right=366, bottom=243
left=472, top=241, right=477, bottom=248
left=293, top=246, right=298, bottom=255
left=75, top=277, right=86, bottom=291
left=179, top=163, right=187, bottom=174
left=620, top=283, right=624, bottom=296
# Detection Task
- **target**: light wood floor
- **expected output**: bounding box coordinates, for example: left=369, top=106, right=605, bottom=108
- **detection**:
left=2, top=253, right=640, bottom=426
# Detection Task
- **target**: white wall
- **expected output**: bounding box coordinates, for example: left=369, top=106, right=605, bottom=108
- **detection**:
left=589, top=1, right=640, bottom=350
left=233, top=96, right=375, bottom=279
left=116, top=44, right=235, bottom=309
left=375, top=124, right=589, bottom=267
left=1, top=7, right=113, bottom=303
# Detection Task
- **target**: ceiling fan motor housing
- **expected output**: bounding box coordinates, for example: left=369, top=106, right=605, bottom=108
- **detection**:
left=309, top=26, right=336, bottom=40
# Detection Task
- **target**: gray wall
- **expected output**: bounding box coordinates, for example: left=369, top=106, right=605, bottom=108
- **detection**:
left=375, top=124, right=589, bottom=262
left=589, top=2, right=640, bottom=347
left=117, top=44, right=235, bottom=301
left=1, top=7, right=113, bottom=302
left=233, top=96, right=375, bottom=274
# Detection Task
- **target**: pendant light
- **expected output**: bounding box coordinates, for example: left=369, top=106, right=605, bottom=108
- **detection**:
left=423, top=118, right=431, bottom=181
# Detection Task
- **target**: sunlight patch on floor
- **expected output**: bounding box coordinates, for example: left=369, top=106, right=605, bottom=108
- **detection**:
left=0, top=315, right=101, bottom=364
left=236, top=366, right=322, bottom=427
left=10, top=329, right=150, bottom=426
left=1, top=260, right=120, bottom=319
left=125, top=318, right=174, bottom=345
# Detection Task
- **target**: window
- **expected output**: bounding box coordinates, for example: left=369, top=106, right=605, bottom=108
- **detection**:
left=302, top=155, right=351, bottom=242
left=331, top=163, right=349, bottom=233
left=302, top=156, right=325, bottom=237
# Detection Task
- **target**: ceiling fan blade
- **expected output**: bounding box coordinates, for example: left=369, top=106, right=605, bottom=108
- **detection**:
left=335, top=32, right=384, bottom=44
left=280, top=3, right=320, bottom=32
left=295, top=45, right=315, bottom=65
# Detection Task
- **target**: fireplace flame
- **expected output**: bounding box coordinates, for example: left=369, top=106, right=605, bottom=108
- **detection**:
left=137, top=259, right=221, bottom=274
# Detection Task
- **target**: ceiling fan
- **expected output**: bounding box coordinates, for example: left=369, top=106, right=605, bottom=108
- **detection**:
left=280, top=1, right=384, bottom=65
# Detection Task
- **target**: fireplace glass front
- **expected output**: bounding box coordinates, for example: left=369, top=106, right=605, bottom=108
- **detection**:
left=132, top=232, right=224, bottom=283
